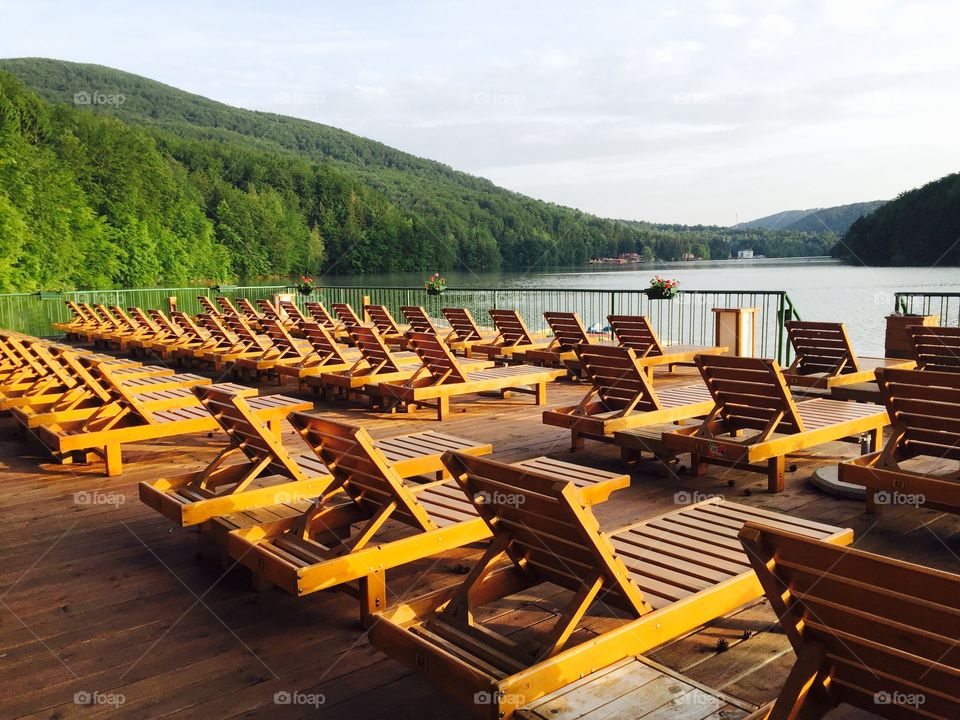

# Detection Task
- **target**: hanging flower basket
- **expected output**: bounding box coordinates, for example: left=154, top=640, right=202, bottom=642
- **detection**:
left=426, top=287, right=444, bottom=296
left=297, top=275, right=315, bottom=296
left=646, top=275, right=680, bottom=299
left=424, top=273, right=447, bottom=296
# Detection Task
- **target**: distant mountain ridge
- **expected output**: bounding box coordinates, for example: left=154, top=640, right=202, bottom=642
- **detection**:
left=734, top=200, right=887, bottom=234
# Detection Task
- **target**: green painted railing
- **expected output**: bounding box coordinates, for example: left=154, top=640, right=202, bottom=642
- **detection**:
left=894, top=292, right=960, bottom=325
left=0, top=285, right=800, bottom=364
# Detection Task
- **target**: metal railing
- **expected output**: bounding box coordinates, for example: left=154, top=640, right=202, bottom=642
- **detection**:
left=0, top=285, right=800, bottom=364
left=894, top=292, right=960, bottom=326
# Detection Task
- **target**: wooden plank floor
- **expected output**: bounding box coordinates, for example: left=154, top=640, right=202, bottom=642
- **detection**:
left=2, top=351, right=959, bottom=719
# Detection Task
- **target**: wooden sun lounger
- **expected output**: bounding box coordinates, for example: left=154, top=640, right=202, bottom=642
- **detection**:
left=739, top=523, right=960, bottom=720
left=440, top=307, right=499, bottom=356
left=139, top=385, right=327, bottom=527
left=370, top=453, right=853, bottom=720
left=910, top=325, right=960, bottom=373
left=277, top=299, right=309, bottom=328
left=664, top=355, right=889, bottom=492
left=363, top=304, right=407, bottom=347
left=522, top=311, right=612, bottom=374
left=198, top=314, right=272, bottom=370
left=304, top=302, right=347, bottom=339
left=401, top=306, right=439, bottom=335
left=232, top=316, right=312, bottom=379
left=785, top=321, right=914, bottom=390
left=199, top=296, right=223, bottom=316
left=235, top=298, right=264, bottom=323
left=332, top=302, right=366, bottom=330
left=609, top=314, right=726, bottom=378
left=52, top=301, right=93, bottom=339
left=35, top=371, right=307, bottom=476
left=217, top=418, right=625, bottom=614
left=471, top=308, right=552, bottom=362
left=542, top=344, right=714, bottom=449
left=308, top=326, right=484, bottom=402
left=839, top=367, right=960, bottom=514
left=379, top=332, right=566, bottom=420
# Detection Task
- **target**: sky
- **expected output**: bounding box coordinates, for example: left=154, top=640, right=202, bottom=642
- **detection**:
left=2, top=0, right=959, bottom=225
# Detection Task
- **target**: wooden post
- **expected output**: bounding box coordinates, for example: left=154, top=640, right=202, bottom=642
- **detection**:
left=168, top=296, right=177, bottom=314
left=362, top=295, right=371, bottom=322
left=884, top=314, right=938, bottom=358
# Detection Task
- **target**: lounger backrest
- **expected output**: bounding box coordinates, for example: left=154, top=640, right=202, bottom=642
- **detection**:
left=222, top=314, right=270, bottom=350
left=30, top=343, right=81, bottom=389
left=909, top=325, right=960, bottom=373
left=198, top=313, right=236, bottom=343
left=94, top=304, right=123, bottom=330
left=575, top=344, right=662, bottom=413
left=608, top=315, right=664, bottom=357
left=236, top=298, right=262, bottom=320
left=696, top=354, right=804, bottom=434
left=488, top=309, right=535, bottom=345
left=148, top=309, right=180, bottom=336
left=290, top=414, right=436, bottom=531
left=739, top=522, right=960, bottom=720
left=194, top=385, right=311, bottom=481
left=96, top=365, right=160, bottom=422
left=258, top=316, right=303, bottom=357
left=199, top=296, right=222, bottom=315
left=786, top=321, right=861, bottom=375
left=401, top=306, right=438, bottom=334
left=55, top=351, right=113, bottom=402
left=215, top=296, right=240, bottom=316
left=404, top=332, right=468, bottom=384
left=875, top=367, right=960, bottom=462
left=333, top=303, right=363, bottom=328
left=543, top=311, right=591, bottom=350
left=299, top=322, right=349, bottom=365
left=256, top=299, right=279, bottom=319
left=129, top=308, right=160, bottom=332
left=363, top=305, right=402, bottom=336
left=305, top=302, right=338, bottom=330
left=79, top=304, right=102, bottom=326
left=278, top=299, right=308, bottom=324
left=171, top=312, right=208, bottom=341
left=348, top=326, right=404, bottom=373
left=109, top=305, right=140, bottom=331
left=65, top=301, right=85, bottom=323
left=442, top=452, right=649, bottom=615
left=5, top=336, right=47, bottom=376
left=442, top=307, right=484, bottom=341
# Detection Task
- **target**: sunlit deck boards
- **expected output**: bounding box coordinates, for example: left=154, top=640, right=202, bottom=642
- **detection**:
left=2, top=357, right=959, bottom=719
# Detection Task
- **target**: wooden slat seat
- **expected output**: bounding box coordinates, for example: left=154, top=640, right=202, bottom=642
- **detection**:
left=35, top=371, right=310, bottom=476
left=785, top=321, right=914, bottom=389
left=401, top=306, right=439, bottom=335
left=220, top=417, right=626, bottom=613
left=543, top=344, right=714, bottom=449
left=308, top=326, right=489, bottom=402
left=140, top=385, right=330, bottom=527
left=909, top=325, right=960, bottom=373
left=739, top=522, right=960, bottom=720
left=471, top=309, right=550, bottom=361
left=370, top=453, right=852, bottom=719
left=839, top=367, right=960, bottom=514
left=664, top=354, right=889, bottom=492
left=609, top=314, right=726, bottom=379
left=379, top=332, right=565, bottom=420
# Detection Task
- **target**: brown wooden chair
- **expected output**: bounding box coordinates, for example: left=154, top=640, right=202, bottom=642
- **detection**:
left=471, top=308, right=551, bottom=361
left=140, top=385, right=328, bottom=527
left=785, top=321, right=914, bottom=390
left=543, top=344, right=714, bottom=449
left=363, top=304, right=406, bottom=347
left=400, top=306, right=439, bottom=335
left=304, top=302, right=348, bottom=339
left=609, top=314, right=726, bottom=379
left=199, top=295, right=223, bottom=316
left=379, top=331, right=565, bottom=420
left=440, top=307, right=499, bottom=356
left=665, top=355, right=889, bottom=492
left=332, top=302, right=365, bottom=330
left=370, top=453, right=853, bottom=720
left=739, top=522, right=960, bottom=720
left=522, top=311, right=606, bottom=372
left=218, top=417, right=625, bottom=617
left=839, top=367, right=960, bottom=514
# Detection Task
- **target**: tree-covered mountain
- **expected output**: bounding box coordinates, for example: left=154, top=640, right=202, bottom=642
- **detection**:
left=832, top=173, right=960, bottom=266
left=0, top=58, right=841, bottom=291
left=735, top=200, right=886, bottom=234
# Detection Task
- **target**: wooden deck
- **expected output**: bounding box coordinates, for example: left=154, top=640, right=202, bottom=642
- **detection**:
left=2, top=354, right=959, bottom=719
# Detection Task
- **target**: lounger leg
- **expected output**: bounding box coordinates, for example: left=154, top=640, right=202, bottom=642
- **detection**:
left=865, top=427, right=882, bottom=454
left=104, top=444, right=123, bottom=477
left=571, top=431, right=584, bottom=451
left=767, top=456, right=785, bottom=493
left=690, top=453, right=707, bottom=476
left=866, top=490, right=879, bottom=514
left=360, top=571, right=386, bottom=628
left=266, top=419, right=281, bottom=438
left=437, top=396, right=449, bottom=421
left=766, top=642, right=828, bottom=720
left=534, top=382, right=547, bottom=406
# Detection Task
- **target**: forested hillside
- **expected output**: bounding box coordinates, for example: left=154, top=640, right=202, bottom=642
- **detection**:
left=832, top=173, right=960, bottom=266
left=1, top=59, right=841, bottom=291
left=735, top=200, right=886, bottom=233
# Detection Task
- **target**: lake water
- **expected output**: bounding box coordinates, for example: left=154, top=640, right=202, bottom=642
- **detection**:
left=320, top=258, right=960, bottom=355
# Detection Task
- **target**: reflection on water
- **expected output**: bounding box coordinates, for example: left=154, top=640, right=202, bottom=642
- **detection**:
left=320, top=258, right=960, bottom=355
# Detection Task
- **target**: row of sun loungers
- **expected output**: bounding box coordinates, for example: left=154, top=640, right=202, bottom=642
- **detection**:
left=19, top=301, right=960, bottom=718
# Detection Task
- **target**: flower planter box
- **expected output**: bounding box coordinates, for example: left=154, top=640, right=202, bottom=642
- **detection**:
left=884, top=314, right=939, bottom=358
left=426, top=287, right=444, bottom=296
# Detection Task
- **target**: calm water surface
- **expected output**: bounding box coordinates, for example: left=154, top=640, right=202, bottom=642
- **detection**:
left=321, top=258, right=960, bottom=355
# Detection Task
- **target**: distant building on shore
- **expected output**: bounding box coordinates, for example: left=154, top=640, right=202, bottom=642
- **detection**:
left=737, top=249, right=754, bottom=259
